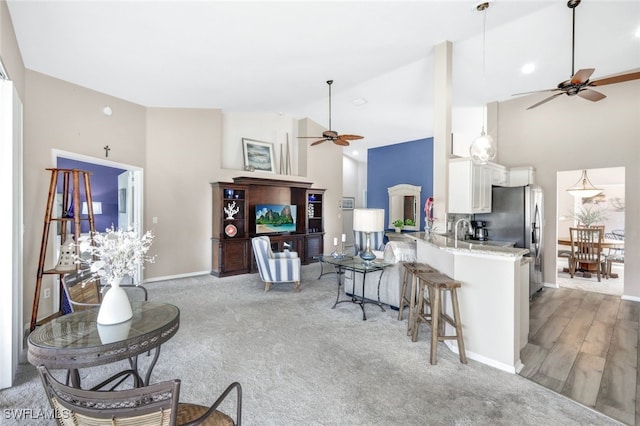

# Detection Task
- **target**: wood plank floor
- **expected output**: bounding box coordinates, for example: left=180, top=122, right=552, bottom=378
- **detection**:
left=520, top=287, right=639, bottom=425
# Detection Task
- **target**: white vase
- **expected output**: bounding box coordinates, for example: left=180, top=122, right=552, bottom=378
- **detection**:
left=97, top=319, right=132, bottom=344
left=97, top=276, right=133, bottom=325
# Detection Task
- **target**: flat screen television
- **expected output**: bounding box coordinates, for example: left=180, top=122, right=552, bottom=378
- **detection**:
left=255, top=204, right=297, bottom=234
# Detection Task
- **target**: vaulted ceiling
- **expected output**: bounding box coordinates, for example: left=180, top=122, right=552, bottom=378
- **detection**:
left=7, top=1, right=640, bottom=157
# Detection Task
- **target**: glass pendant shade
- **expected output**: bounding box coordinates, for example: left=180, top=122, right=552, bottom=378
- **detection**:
left=566, top=169, right=603, bottom=198
left=469, top=130, right=496, bottom=164
left=470, top=4, right=496, bottom=166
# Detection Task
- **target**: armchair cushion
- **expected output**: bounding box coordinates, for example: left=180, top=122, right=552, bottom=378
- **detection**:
left=353, top=230, right=386, bottom=256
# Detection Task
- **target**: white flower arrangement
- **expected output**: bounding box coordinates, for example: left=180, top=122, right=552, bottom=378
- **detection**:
left=77, top=226, right=155, bottom=284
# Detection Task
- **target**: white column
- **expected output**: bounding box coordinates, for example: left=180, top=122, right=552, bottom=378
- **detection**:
left=433, top=41, right=453, bottom=227
left=0, top=80, right=24, bottom=389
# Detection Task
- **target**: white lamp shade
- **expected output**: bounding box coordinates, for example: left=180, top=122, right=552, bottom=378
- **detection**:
left=353, top=208, right=385, bottom=233
left=82, top=201, right=102, bottom=215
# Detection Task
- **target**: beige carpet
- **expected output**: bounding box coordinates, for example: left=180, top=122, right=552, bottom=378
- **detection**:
left=556, top=258, right=624, bottom=297
left=3, top=263, right=620, bottom=425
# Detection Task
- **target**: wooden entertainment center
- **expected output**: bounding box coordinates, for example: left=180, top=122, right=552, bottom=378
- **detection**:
left=211, top=176, right=325, bottom=277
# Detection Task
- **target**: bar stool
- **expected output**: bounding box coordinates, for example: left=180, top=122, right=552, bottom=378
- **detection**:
left=397, top=262, right=437, bottom=336
left=413, top=272, right=467, bottom=365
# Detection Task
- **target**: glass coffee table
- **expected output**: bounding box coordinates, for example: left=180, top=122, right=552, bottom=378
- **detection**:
left=318, top=254, right=391, bottom=320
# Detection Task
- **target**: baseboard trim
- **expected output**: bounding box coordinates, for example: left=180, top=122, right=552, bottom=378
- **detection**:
left=621, top=295, right=640, bottom=303
left=445, top=341, right=519, bottom=374
left=143, top=271, right=210, bottom=283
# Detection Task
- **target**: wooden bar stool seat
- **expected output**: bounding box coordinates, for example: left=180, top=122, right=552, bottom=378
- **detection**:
left=397, top=262, right=438, bottom=336
left=413, top=272, right=467, bottom=365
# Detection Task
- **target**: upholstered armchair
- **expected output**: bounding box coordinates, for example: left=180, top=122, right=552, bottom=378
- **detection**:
left=251, top=236, right=301, bottom=292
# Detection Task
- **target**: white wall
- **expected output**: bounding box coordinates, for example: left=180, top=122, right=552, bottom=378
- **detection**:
left=495, top=79, right=639, bottom=298
left=222, top=112, right=298, bottom=175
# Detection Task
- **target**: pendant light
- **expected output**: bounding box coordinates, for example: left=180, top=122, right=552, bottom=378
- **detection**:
left=566, top=169, right=603, bottom=198
left=470, top=2, right=496, bottom=165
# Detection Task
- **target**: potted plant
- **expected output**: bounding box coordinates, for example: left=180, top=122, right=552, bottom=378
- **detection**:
left=393, top=219, right=404, bottom=233
left=570, top=204, right=609, bottom=227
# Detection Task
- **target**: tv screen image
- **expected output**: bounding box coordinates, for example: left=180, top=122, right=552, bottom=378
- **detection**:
left=256, top=204, right=297, bottom=234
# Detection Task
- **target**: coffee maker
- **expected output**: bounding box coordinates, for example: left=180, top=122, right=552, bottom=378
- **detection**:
left=470, top=220, right=489, bottom=241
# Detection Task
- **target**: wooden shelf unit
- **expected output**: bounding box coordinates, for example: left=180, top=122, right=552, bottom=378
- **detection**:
left=31, top=168, right=97, bottom=331
left=211, top=177, right=325, bottom=277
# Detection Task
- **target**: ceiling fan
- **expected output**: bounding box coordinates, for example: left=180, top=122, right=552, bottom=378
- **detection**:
left=298, top=80, right=364, bottom=146
left=516, top=0, right=640, bottom=110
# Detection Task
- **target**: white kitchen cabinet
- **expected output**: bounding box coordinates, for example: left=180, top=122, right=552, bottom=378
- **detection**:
left=488, top=162, right=508, bottom=186
left=448, top=158, right=492, bottom=214
left=509, top=167, right=536, bottom=186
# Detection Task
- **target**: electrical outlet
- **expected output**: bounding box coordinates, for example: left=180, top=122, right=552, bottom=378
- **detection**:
left=44, top=288, right=51, bottom=299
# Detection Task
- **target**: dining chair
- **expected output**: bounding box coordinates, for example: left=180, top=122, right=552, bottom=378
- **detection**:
left=569, top=227, right=604, bottom=282
left=62, top=269, right=148, bottom=312
left=604, top=232, right=624, bottom=256
left=612, top=229, right=625, bottom=240
left=604, top=252, right=625, bottom=279
left=37, top=364, right=242, bottom=425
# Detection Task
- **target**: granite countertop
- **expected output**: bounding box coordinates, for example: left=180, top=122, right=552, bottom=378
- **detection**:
left=404, top=232, right=529, bottom=257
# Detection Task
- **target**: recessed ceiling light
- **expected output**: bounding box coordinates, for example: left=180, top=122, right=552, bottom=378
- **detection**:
left=351, top=150, right=359, bottom=156
left=635, top=26, right=640, bottom=38
left=351, top=98, right=367, bottom=106
left=521, top=63, right=535, bottom=74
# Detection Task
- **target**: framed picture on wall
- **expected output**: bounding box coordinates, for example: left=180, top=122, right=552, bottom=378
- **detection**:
left=242, top=138, right=275, bottom=173
left=341, top=197, right=355, bottom=210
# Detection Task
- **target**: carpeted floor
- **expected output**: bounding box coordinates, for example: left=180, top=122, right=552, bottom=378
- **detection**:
left=2, top=264, right=621, bottom=425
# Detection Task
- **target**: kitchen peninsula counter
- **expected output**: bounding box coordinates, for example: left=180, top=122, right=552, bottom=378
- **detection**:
left=405, top=232, right=530, bottom=373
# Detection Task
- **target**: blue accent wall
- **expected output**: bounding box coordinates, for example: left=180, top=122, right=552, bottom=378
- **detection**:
left=56, top=158, right=126, bottom=233
left=367, top=138, right=434, bottom=230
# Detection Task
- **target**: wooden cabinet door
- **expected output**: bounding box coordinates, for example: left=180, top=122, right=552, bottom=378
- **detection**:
left=305, top=234, right=324, bottom=263
left=221, top=240, right=249, bottom=274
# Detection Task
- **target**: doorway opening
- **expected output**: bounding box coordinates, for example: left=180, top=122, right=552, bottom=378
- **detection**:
left=49, top=150, right=144, bottom=310
left=556, top=167, right=625, bottom=296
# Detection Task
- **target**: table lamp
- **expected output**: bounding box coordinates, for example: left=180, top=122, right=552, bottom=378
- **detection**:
left=353, top=208, right=385, bottom=264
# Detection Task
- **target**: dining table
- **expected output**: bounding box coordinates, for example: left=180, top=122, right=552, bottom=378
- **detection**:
left=557, top=237, right=624, bottom=250
left=27, top=301, right=180, bottom=389
left=557, top=237, right=624, bottom=278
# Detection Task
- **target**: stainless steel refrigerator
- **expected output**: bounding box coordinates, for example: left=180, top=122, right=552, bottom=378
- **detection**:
left=475, top=185, right=544, bottom=297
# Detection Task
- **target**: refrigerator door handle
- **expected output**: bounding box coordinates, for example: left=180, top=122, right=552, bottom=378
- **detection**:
left=533, top=203, right=542, bottom=260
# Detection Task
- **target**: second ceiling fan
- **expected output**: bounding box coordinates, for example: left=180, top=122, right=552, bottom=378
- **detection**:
left=517, top=0, right=640, bottom=110
left=298, top=80, right=363, bottom=146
